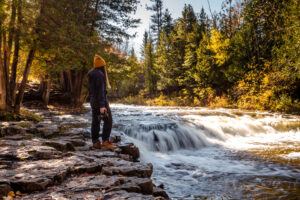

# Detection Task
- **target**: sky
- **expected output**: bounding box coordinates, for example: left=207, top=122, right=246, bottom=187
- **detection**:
left=129, top=0, right=224, bottom=58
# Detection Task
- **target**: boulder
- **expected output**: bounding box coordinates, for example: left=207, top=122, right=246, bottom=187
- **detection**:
left=153, top=187, right=170, bottom=199
left=118, top=143, right=140, bottom=161
left=115, top=177, right=153, bottom=194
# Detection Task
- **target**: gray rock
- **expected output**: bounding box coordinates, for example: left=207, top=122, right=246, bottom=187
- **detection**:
left=0, top=125, right=26, bottom=137
left=103, top=190, right=156, bottom=200
left=119, top=143, right=140, bottom=161
left=100, top=157, right=153, bottom=178
left=0, top=183, right=12, bottom=197
left=112, top=177, right=153, bottom=194
left=153, top=187, right=170, bottom=199
left=11, top=176, right=52, bottom=193
left=43, top=140, right=75, bottom=152
left=4, top=134, right=27, bottom=140
left=0, top=117, right=168, bottom=200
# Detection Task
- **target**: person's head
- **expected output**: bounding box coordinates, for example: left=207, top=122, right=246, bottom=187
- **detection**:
left=94, top=55, right=106, bottom=68
left=93, top=55, right=111, bottom=89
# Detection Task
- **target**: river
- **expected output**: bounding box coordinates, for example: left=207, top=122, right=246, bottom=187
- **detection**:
left=107, top=104, right=300, bottom=199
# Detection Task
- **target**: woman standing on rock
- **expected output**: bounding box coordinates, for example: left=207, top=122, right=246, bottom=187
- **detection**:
left=88, top=55, right=117, bottom=150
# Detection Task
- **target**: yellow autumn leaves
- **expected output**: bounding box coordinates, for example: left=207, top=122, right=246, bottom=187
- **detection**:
left=207, top=29, right=230, bottom=66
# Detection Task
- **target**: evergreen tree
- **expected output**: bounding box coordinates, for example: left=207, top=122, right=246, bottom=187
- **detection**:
left=167, top=4, right=197, bottom=91
left=144, top=33, right=157, bottom=95
left=147, top=0, right=163, bottom=43
left=141, top=31, right=149, bottom=61
left=162, top=9, right=173, bottom=36
left=155, top=29, right=172, bottom=92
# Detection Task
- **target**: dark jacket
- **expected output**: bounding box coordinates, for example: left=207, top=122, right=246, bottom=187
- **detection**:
left=88, top=68, right=108, bottom=108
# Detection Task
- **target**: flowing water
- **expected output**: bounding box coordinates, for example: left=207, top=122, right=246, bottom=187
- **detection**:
left=108, top=104, right=300, bottom=199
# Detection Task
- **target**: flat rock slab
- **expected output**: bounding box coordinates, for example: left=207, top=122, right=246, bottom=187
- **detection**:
left=0, top=145, right=62, bottom=161
left=0, top=125, right=26, bottom=137
left=0, top=114, right=169, bottom=200
left=100, top=157, right=153, bottom=178
left=19, top=175, right=157, bottom=200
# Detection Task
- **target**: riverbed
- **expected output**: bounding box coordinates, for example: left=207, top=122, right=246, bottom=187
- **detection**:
left=108, top=104, right=300, bottom=199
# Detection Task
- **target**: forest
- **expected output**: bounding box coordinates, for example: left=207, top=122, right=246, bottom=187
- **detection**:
left=0, top=0, right=299, bottom=113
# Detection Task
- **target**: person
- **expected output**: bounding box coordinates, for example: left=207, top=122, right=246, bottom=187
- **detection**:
left=88, top=55, right=117, bottom=150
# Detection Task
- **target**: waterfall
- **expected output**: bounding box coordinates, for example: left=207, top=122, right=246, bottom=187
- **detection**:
left=109, top=104, right=300, bottom=199
left=123, top=122, right=214, bottom=152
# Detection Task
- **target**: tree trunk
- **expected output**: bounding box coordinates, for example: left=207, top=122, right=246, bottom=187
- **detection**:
left=59, top=70, right=86, bottom=108
left=60, top=71, right=66, bottom=91
left=43, top=80, right=51, bottom=106
left=0, top=21, right=6, bottom=110
left=2, top=30, right=11, bottom=111
left=14, top=0, right=45, bottom=113
left=5, top=0, right=17, bottom=109
left=0, top=62, right=6, bottom=110
left=38, top=75, right=51, bottom=106
left=71, top=71, right=84, bottom=107
left=9, top=0, right=22, bottom=108
left=14, top=45, right=36, bottom=113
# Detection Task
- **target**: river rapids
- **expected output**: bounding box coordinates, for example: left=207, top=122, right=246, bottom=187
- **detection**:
left=58, top=103, right=300, bottom=199
left=107, top=104, right=300, bottom=199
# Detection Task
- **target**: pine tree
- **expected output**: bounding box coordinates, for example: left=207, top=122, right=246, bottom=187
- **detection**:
left=162, top=9, right=173, bottom=36
left=146, top=0, right=163, bottom=43
left=144, top=33, right=157, bottom=95
left=167, top=4, right=197, bottom=91
left=155, top=29, right=172, bottom=92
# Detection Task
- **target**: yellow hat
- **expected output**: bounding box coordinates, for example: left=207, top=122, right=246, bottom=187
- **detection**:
left=94, top=55, right=106, bottom=68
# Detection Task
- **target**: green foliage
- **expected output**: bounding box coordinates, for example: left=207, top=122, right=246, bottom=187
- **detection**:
left=136, top=0, right=299, bottom=113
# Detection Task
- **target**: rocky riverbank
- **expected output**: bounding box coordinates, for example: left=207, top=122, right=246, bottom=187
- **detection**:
left=0, top=108, right=169, bottom=200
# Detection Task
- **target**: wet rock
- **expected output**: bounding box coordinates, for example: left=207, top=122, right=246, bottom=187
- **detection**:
left=114, top=177, right=153, bottom=194
left=119, top=143, right=140, bottom=161
left=153, top=187, right=169, bottom=199
left=111, top=135, right=121, bottom=143
left=103, top=190, right=156, bottom=200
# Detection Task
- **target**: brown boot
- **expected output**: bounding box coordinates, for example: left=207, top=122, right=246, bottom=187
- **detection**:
left=102, top=140, right=117, bottom=150
left=93, top=141, right=101, bottom=149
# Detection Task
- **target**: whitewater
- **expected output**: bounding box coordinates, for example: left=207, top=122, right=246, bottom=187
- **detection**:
left=109, top=104, right=300, bottom=199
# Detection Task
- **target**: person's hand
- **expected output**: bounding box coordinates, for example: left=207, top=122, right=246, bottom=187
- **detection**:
left=100, top=107, right=106, bottom=114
